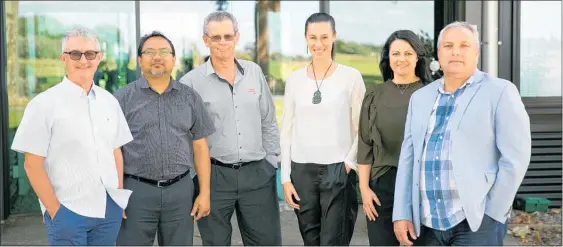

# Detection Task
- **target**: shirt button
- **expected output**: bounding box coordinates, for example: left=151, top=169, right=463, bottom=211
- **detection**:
left=238, top=133, right=241, bottom=135
left=436, top=177, right=439, bottom=181
left=435, top=156, right=439, bottom=160
left=439, top=136, right=443, bottom=139
left=437, top=199, right=441, bottom=202
left=446, top=117, right=449, bottom=120
left=240, top=147, right=242, bottom=149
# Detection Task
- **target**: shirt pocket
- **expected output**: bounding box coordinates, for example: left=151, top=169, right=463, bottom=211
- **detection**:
left=97, top=113, right=117, bottom=147
left=168, top=100, right=193, bottom=138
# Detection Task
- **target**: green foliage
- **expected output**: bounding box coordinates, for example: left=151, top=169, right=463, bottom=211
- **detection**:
left=335, top=40, right=381, bottom=56
left=418, top=30, right=435, bottom=57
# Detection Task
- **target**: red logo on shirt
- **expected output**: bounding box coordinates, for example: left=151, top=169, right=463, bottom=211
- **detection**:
left=248, top=88, right=256, bottom=94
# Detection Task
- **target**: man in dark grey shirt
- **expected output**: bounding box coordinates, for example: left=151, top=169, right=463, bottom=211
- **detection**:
left=115, top=31, right=215, bottom=246
left=179, top=11, right=281, bottom=245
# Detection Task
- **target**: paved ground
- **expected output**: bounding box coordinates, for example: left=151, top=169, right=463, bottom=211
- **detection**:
left=1, top=202, right=521, bottom=246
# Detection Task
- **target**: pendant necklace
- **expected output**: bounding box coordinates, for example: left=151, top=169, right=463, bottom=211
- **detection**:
left=396, top=83, right=412, bottom=94
left=311, top=60, right=334, bottom=104
left=393, top=80, right=419, bottom=94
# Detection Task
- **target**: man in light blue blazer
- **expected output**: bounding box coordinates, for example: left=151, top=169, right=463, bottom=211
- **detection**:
left=392, top=21, right=531, bottom=246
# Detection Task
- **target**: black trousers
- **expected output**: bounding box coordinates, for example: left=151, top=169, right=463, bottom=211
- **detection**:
left=366, top=167, right=401, bottom=246
left=196, top=159, right=281, bottom=246
left=290, top=161, right=359, bottom=246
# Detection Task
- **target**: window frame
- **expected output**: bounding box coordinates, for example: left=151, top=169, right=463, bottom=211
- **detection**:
left=500, top=1, right=562, bottom=113
left=498, top=0, right=561, bottom=133
left=1, top=0, right=10, bottom=221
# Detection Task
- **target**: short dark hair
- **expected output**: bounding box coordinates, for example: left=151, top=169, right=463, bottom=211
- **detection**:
left=304, top=12, right=336, bottom=58
left=379, top=30, right=432, bottom=84
left=137, top=31, right=176, bottom=57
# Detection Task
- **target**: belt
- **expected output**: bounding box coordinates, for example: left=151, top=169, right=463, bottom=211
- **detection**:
left=124, top=170, right=190, bottom=188
left=211, top=158, right=253, bottom=170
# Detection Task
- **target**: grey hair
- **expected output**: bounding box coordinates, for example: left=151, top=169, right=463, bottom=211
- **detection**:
left=61, top=27, right=101, bottom=52
left=203, top=11, right=239, bottom=35
left=437, top=21, right=480, bottom=49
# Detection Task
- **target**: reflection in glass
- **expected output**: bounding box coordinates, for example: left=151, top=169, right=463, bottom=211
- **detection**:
left=139, top=1, right=216, bottom=81
left=330, top=1, right=434, bottom=86
left=226, top=1, right=318, bottom=128
left=520, top=1, right=561, bottom=97
left=4, top=0, right=136, bottom=214
left=228, top=0, right=317, bottom=97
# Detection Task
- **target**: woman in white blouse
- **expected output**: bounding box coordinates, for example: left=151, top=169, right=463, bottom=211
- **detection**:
left=280, top=12, right=366, bottom=245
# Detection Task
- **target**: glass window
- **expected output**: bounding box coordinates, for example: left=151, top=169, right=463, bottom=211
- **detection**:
left=330, top=1, right=435, bottom=86
left=139, top=1, right=217, bottom=81
left=227, top=0, right=319, bottom=125
left=519, top=1, right=561, bottom=97
left=142, top=1, right=319, bottom=125
left=4, top=0, right=136, bottom=214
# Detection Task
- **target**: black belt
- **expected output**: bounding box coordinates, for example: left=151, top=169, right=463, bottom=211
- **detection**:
left=124, top=170, right=190, bottom=188
left=211, top=158, right=253, bottom=170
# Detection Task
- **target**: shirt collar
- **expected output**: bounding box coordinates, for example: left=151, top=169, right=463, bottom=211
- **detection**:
left=138, top=75, right=179, bottom=93
left=205, top=57, right=245, bottom=76
left=438, top=69, right=479, bottom=94
left=62, top=76, right=96, bottom=99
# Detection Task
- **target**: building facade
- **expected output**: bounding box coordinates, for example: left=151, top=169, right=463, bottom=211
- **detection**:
left=1, top=0, right=561, bottom=220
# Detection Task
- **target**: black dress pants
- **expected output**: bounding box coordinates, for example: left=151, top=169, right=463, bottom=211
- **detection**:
left=290, top=161, right=359, bottom=246
left=366, top=167, right=401, bottom=246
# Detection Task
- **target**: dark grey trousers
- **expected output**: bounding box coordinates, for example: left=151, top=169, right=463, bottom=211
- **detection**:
left=116, top=174, right=194, bottom=246
left=197, top=159, right=282, bottom=246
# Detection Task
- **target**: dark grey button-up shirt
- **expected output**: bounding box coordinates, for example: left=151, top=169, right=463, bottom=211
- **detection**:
left=114, top=76, right=215, bottom=180
left=179, top=58, right=280, bottom=167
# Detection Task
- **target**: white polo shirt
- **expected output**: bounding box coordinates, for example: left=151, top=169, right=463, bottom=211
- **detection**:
left=11, top=77, right=134, bottom=218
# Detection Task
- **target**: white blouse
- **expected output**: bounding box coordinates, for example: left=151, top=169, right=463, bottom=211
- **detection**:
left=280, top=64, right=366, bottom=183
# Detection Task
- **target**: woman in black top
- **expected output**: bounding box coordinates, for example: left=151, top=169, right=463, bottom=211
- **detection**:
left=357, top=30, right=432, bottom=246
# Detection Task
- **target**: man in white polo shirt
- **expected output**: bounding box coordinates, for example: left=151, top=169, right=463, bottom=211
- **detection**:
left=10, top=27, right=133, bottom=246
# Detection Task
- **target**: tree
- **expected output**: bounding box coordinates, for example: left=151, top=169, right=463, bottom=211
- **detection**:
left=417, top=30, right=443, bottom=80
left=5, top=1, right=20, bottom=105
left=254, top=1, right=281, bottom=79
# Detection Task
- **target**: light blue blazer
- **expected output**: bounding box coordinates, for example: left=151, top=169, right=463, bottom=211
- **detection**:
left=392, top=70, right=531, bottom=235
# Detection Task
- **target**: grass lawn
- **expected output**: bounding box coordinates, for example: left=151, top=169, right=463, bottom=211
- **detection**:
left=268, top=54, right=384, bottom=88
left=274, top=97, right=284, bottom=127
left=8, top=54, right=381, bottom=130
left=8, top=108, right=24, bottom=129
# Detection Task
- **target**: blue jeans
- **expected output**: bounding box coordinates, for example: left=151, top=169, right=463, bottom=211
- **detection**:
left=44, top=194, right=123, bottom=246
left=418, top=215, right=506, bottom=246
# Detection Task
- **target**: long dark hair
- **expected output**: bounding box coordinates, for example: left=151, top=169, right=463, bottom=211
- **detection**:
left=304, top=13, right=336, bottom=58
left=379, top=30, right=431, bottom=83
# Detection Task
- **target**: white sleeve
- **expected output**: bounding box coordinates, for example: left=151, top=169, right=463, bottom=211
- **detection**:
left=280, top=75, right=296, bottom=184
left=11, top=97, right=52, bottom=157
left=113, top=99, right=133, bottom=149
left=344, top=71, right=366, bottom=171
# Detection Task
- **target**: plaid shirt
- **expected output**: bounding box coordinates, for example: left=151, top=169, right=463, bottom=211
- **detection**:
left=419, top=77, right=474, bottom=230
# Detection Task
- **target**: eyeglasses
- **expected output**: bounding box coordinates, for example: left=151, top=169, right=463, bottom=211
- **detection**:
left=141, top=49, right=172, bottom=57
left=206, top=33, right=236, bottom=43
left=63, top=50, right=100, bottom=61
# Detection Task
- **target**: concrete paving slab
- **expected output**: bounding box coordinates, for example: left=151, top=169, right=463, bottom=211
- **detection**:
left=1, top=202, right=521, bottom=246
